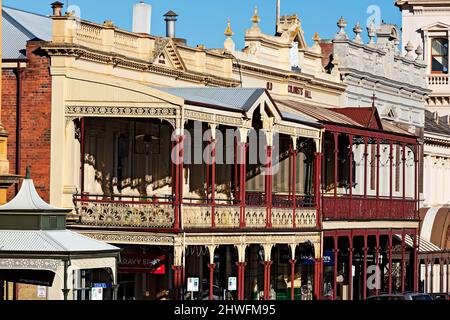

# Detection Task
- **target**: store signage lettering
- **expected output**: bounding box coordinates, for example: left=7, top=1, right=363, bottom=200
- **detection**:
left=119, top=253, right=166, bottom=274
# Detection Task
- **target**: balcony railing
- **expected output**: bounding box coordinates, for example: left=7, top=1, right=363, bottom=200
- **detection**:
left=72, top=193, right=318, bottom=230
left=428, top=74, right=449, bottom=86
left=322, top=195, right=417, bottom=221
left=73, top=194, right=175, bottom=229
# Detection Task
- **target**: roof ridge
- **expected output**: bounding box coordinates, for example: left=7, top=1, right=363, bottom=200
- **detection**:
left=36, top=230, right=66, bottom=251
left=42, top=230, right=70, bottom=252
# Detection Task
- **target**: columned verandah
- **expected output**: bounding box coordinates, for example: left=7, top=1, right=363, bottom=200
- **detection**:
left=322, top=127, right=420, bottom=221
left=182, top=240, right=321, bottom=301
left=322, top=229, right=419, bottom=301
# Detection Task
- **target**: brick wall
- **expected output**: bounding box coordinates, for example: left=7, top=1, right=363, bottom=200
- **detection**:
left=1, top=41, right=52, bottom=202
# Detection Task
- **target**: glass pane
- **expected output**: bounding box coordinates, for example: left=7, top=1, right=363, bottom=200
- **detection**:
left=432, top=56, right=448, bottom=72
left=432, top=39, right=448, bottom=55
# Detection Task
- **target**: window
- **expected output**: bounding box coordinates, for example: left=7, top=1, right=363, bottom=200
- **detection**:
left=431, top=38, right=448, bottom=73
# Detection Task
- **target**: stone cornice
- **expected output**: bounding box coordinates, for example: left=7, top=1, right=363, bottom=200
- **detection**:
left=40, top=43, right=240, bottom=88
left=340, top=67, right=431, bottom=96
left=234, top=61, right=346, bottom=92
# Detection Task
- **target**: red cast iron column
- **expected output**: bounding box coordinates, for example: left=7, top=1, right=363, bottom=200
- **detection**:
left=363, top=137, right=368, bottom=200
left=348, top=135, right=353, bottom=215
left=239, top=142, right=248, bottom=228
left=208, top=263, right=216, bottom=300
left=363, top=235, right=368, bottom=300
left=333, top=237, right=339, bottom=301
left=292, top=150, right=297, bottom=228
left=290, top=259, right=297, bottom=300
left=333, top=133, right=339, bottom=219
left=401, top=232, right=406, bottom=293
left=389, top=232, right=393, bottom=294
left=236, top=262, right=247, bottom=300
left=376, top=139, right=380, bottom=217
left=315, top=152, right=322, bottom=227
left=211, top=139, right=216, bottom=228
left=265, top=145, right=273, bottom=228
left=349, top=238, right=354, bottom=301
left=389, top=141, right=394, bottom=218
left=80, top=118, right=85, bottom=195
left=263, top=261, right=273, bottom=300
left=402, top=144, right=406, bottom=216
left=375, top=233, right=380, bottom=296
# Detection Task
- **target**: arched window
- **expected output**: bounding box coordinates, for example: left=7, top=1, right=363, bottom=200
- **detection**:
left=431, top=38, right=448, bottom=73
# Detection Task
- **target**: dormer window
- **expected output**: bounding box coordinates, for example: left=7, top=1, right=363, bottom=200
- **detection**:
left=431, top=38, right=448, bottom=74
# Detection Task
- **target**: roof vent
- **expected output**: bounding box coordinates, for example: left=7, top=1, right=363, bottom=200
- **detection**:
left=164, top=10, right=178, bottom=38
left=51, top=1, right=64, bottom=17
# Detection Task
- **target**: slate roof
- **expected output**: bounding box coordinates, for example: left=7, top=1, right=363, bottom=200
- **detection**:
left=2, top=6, right=52, bottom=59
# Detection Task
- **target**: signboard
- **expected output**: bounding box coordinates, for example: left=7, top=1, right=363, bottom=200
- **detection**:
left=91, top=287, right=103, bottom=301
left=93, top=283, right=109, bottom=289
left=323, top=251, right=334, bottom=267
left=37, top=286, right=47, bottom=299
left=228, top=277, right=237, bottom=291
left=119, top=253, right=166, bottom=274
left=187, top=278, right=199, bottom=292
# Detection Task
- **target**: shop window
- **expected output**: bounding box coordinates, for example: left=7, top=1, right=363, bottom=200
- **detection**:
left=431, top=38, right=448, bottom=74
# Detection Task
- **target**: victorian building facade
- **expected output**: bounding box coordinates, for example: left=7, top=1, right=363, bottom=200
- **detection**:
left=396, top=0, right=450, bottom=295
left=1, top=1, right=426, bottom=300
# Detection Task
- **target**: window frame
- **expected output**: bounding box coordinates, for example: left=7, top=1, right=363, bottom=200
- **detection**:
left=431, top=37, right=449, bottom=74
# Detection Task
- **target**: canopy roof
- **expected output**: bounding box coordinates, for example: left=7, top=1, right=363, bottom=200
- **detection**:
left=157, top=87, right=322, bottom=128
left=0, top=173, right=119, bottom=255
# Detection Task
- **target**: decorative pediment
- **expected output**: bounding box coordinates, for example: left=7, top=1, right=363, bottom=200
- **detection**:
left=246, top=90, right=283, bottom=123
left=153, top=39, right=185, bottom=71
left=420, top=21, right=450, bottom=32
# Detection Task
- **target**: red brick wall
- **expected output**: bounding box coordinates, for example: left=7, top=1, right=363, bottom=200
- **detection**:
left=319, top=40, right=334, bottom=69
left=1, top=41, right=52, bottom=202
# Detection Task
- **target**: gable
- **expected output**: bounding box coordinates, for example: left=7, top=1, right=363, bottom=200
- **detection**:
left=153, top=39, right=185, bottom=71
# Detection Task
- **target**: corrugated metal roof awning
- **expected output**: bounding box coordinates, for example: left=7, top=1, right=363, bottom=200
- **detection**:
left=394, top=234, right=442, bottom=253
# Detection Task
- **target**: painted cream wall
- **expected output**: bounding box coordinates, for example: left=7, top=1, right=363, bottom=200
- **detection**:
left=398, top=2, right=450, bottom=115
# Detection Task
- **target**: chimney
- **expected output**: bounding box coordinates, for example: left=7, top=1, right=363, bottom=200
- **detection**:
left=133, top=1, right=152, bottom=34
left=51, top=1, right=64, bottom=17
left=276, top=0, right=281, bottom=29
left=164, top=10, right=178, bottom=38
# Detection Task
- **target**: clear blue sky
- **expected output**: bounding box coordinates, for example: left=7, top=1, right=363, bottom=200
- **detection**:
left=4, top=0, right=403, bottom=49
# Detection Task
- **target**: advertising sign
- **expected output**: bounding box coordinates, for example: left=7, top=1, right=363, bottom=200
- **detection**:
left=187, top=278, right=199, bottom=292
left=119, top=253, right=166, bottom=274
left=323, top=251, right=335, bottom=267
